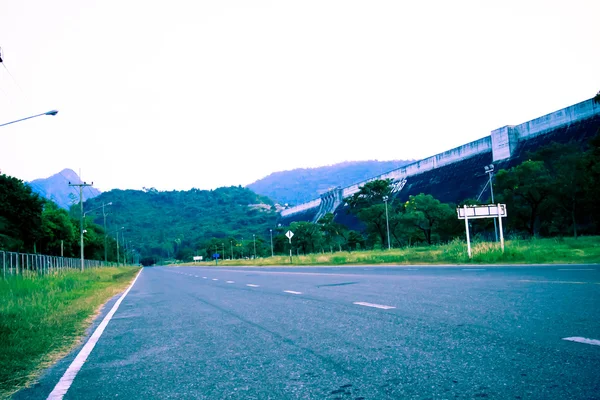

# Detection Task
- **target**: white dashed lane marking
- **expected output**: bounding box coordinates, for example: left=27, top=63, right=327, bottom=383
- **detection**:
left=563, top=337, right=600, bottom=346
left=353, top=302, right=396, bottom=310
left=212, top=279, right=218, bottom=281
left=226, top=281, right=235, bottom=284
left=283, top=290, right=302, bottom=295
left=246, top=284, right=260, bottom=287
left=557, top=269, right=595, bottom=271
left=203, top=277, right=207, bottom=279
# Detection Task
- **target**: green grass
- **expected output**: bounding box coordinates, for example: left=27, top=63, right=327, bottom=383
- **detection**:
left=0, top=267, right=140, bottom=398
left=178, top=236, right=600, bottom=267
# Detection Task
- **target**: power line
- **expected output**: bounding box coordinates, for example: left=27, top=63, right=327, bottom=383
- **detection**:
left=0, top=47, right=29, bottom=102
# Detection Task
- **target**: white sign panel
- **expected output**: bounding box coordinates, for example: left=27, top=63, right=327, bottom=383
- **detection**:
left=457, top=204, right=507, bottom=220
left=285, top=230, right=294, bottom=239
left=193, top=256, right=203, bottom=261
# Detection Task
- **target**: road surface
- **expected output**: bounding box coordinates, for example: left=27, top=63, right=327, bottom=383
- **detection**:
left=16, top=265, right=600, bottom=399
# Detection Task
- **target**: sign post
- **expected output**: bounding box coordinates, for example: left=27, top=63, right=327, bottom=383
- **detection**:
left=285, top=230, right=294, bottom=264
left=464, top=205, right=472, bottom=259
left=457, top=204, right=507, bottom=258
left=497, top=204, right=505, bottom=252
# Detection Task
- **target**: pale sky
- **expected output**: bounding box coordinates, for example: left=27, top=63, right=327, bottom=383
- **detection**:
left=1, top=0, right=598, bottom=192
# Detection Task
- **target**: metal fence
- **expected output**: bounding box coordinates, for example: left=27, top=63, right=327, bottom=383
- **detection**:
left=1, top=250, right=119, bottom=279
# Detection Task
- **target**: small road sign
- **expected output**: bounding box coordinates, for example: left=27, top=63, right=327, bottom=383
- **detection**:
left=285, top=230, right=294, bottom=239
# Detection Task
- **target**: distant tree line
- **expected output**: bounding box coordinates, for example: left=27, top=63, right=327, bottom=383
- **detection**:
left=0, top=174, right=118, bottom=260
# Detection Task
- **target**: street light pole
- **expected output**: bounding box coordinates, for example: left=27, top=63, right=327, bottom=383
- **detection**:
left=383, top=195, right=391, bottom=250
left=270, top=229, right=274, bottom=257
left=230, top=241, right=234, bottom=260
left=253, top=234, right=257, bottom=259
left=0, top=110, right=58, bottom=127
left=485, top=165, right=499, bottom=242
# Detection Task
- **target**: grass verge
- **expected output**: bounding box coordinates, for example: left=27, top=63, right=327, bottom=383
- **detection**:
left=178, top=236, right=600, bottom=267
left=0, top=267, right=140, bottom=398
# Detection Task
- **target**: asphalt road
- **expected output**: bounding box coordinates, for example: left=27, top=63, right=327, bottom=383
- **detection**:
left=15, top=265, right=600, bottom=399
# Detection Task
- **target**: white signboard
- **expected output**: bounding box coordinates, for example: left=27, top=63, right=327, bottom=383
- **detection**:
left=285, top=230, right=294, bottom=239
left=457, top=204, right=507, bottom=219
left=193, top=256, right=203, bottom=261
left=457, top=204, right=506, bottom=258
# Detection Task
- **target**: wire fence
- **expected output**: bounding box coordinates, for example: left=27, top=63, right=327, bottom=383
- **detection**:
left=1, top=251, right=120, bottom=279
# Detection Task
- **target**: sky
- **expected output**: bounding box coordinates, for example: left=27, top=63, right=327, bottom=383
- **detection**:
left=1, top=0, right=598, bottom=192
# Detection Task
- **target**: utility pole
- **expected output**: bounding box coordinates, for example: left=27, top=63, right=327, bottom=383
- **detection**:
left=270, top=229, right=274, bottom=257
left=253, top=234, right=257, bottom=259
left=102, top=203, right=108, bottom=263
left=484, top=165, right=499, bottom=242
left=116, top=231, right=120, bottom=266
left=69, top=181, right=93, bottom=271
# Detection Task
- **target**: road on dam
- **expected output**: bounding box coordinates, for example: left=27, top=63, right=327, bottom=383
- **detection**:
left=16, top=265, right=600, bottom=399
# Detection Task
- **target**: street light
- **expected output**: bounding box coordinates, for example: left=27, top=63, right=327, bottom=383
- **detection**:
left=270, top=229, right=274, bottom=257
left=230, top=240, right=234, bottom=260
left=484, top=164, right=499, bottom=242
left=253, top=234, right=257, bottom=259
left=383, top=195, right=391, bottom=250
left=0, top=110, right=59, bottom=127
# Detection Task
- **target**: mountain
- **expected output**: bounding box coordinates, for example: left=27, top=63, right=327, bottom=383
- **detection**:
left=83, top=186, right=277, bottom=264
left=28, top=169, right=101, bottom=209
left=246, top=160, right=414, bottom=205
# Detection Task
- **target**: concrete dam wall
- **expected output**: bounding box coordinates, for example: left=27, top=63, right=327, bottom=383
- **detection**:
left=279, top=97, right=600, bottom=226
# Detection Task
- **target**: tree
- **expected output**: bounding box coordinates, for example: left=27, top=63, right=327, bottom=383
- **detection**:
left=318, top=213, right=348, bottom=252
left=400, top=194, right=457, bottom=244
left=0, top=174, right=44, bottom=252
left=495, top=161, right=553, bottom=236
left=289, top=221, right=323, bottom=254
left=345, top=179, right=395, bottom=248
left=39, top=201, right=77, bottom=256
left=345, top=179, right=394, bottom=209
left=530, top=142, right=589, bottom=237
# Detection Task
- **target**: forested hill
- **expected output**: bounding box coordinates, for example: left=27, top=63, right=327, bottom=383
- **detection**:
left=84, top=186, right=277, bottom=264
left=246, top=160, right=413, bottom=205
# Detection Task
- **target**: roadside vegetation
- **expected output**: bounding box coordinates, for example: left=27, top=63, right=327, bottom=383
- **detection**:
left=0, top=174, right=121, bottom=261
left=0, top=267, right=140, bottom=398
left=180, top=236, right=600, bottom=267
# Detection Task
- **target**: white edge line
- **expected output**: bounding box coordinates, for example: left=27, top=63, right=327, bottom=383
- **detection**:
left=353, top=301, right=396, bottom=310
left=246, top=284, right=260, bottom=287
left=283, top=290, right=303, bottom=295
left=562, top=337, right=600, bottom=346
left=47, top=268, right=143, bottom=400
